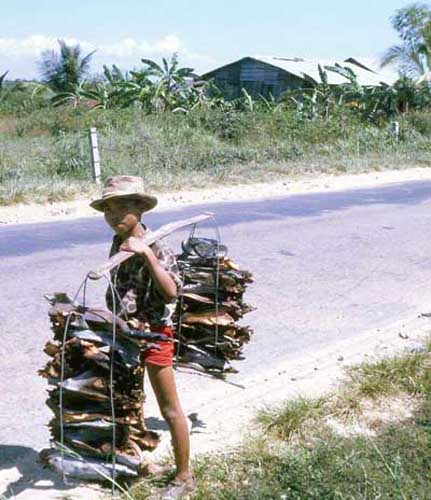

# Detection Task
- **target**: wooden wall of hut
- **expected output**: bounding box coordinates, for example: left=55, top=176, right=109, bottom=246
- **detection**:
left=205, top=57, right=304, bottom=100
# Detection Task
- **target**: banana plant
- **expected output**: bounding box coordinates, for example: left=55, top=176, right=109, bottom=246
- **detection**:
left=324, top=63, right=363, bottom=104
left=51, top=80, right=89, bottom=107
left=104, top=68, right=154, bottom=108
left=139, top=53, right=196, bottom=111
left=241, top=88, right=254, bottom=111
left=103, top=64, right=129, bottom=84
left=80, top=83, right=112, bottom=110
left=298, top=64, right=335, bottom=120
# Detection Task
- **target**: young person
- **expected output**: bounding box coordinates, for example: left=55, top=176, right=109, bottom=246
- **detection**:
left=90, top=175, right=194, bottom=498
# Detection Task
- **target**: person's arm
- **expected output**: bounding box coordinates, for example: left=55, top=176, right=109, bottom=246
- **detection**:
left=120, top=236, right=178, bottom=302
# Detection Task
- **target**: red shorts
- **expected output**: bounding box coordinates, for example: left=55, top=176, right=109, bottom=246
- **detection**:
left=143, top=326, right=175, bottom=367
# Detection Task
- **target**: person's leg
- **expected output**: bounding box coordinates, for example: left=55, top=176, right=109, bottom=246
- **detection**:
left=146, top=364, right=191, bottom=481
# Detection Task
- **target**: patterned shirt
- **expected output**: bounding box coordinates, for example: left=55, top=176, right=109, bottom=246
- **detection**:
left=105, top=226, right=182, bottom=329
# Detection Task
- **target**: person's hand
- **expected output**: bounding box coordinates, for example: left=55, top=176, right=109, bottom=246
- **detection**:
left=120, top=236, right=152, bottom=256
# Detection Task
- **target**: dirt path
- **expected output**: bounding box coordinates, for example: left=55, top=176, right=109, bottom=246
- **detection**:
left=2, top=167, right=431, bottom=226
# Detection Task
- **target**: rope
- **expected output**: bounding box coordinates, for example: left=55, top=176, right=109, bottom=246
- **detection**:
left=174, top=217, right=222, bottom=364
left=58, top=272, right=119, bottom=497
left=174, top=224, right=196, bottom=366
left=175, top=272, right=185, bottom=366
left=58, top=275, right=91, bottom=483
left=103, top=274, right=118, bottom=497
left=111, top=267, right=129, bottom=322
left=211, top=216, right=222, bottom=355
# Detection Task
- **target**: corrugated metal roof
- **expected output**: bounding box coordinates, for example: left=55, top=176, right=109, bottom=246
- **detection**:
left=257, top=56, right=393, bottom=86
left=202, top=56, right=395, bottom=87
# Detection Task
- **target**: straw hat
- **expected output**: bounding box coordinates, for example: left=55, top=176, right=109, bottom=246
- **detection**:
left=90, top=175, right=158, bottom=212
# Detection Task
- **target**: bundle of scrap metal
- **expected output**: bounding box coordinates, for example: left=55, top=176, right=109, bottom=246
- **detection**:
left=174, top=237, right=254, bottom=375
left=39, top=293, right=166, bottom=479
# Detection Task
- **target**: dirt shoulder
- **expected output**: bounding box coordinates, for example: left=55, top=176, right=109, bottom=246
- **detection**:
left=2, top=167, right=431, bottom=226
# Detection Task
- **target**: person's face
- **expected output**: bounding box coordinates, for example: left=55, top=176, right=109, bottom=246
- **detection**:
left=103, top=198, right=143, bottom=236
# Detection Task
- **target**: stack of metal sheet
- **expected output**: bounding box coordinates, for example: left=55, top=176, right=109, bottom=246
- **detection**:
left=175, top=237, right=254, bottom=375
left=39, top=293, right=164, bottom=479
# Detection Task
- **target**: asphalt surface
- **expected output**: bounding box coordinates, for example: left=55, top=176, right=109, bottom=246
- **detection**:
left=2, top=179, right=431, bottom=484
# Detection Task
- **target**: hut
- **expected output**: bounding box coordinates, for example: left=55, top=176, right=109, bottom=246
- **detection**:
left=201, top=56, right=395, bottom=100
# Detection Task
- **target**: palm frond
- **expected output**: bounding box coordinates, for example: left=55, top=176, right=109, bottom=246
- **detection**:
left=381, top=45, right=407, bottom=67
left=0, top=70, right=8, bottom=89
left=79, top=49, right=97, bottom=73
left=382, top=43, right=427, bottom=78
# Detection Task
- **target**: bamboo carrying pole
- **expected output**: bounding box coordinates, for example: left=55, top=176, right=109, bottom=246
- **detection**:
left=88, top=213, right=213, bottom=280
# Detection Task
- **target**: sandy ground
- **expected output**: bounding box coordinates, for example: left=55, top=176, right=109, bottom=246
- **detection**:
left=2, top=167, right=431, bottom=225
left=149, top=316, right=430, bottom=460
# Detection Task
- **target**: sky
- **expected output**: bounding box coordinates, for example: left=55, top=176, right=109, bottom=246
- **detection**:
left=1, top=0, right=416, bottom=80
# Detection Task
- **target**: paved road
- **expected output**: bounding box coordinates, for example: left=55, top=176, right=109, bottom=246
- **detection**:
left=2, top=180, right=431, bottom=482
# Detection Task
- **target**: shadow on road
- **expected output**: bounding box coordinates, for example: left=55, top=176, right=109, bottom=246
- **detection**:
left=2, top=180, right=431, bottom=258
left=145, top=416, right=169, bottom=431
left=0, top=444, right=99, bottom=498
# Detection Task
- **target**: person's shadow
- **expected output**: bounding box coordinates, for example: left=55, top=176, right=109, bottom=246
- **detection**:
left=0, top=445, right=100, bottom=498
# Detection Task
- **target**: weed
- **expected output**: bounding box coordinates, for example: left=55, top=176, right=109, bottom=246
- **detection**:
left=1, top=108, right=431, bottom=205
left=257, top=398, right=326, bottom=441
left=129, top=343, right=431, bottom=499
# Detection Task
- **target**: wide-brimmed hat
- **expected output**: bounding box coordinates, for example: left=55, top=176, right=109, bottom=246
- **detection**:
left=90, top=175, right=158, bottom=213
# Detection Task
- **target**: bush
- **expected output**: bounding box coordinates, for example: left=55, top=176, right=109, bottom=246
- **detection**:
left=403, top=112, right=431, bottom=135
left=0, top=105, right=431, bottom=205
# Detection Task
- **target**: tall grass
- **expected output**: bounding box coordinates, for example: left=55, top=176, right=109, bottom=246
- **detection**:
left=127, top=344, right=431, bottom=499
left=1, top=107, right=431, bottom=205
left=185, top=346, right=431, bottom=499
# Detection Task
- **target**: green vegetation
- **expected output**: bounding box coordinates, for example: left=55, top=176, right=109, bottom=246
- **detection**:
left=39, top=39, right=96, bottom=93
left=1, top=104, right=431, bottom=206
left=382, top=2, right=431, bottom=79
left=1, top=105, right=431, bottom=205
left=130, top=341, right=431, bottom=499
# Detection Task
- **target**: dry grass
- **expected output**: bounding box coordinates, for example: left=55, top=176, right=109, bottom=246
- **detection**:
left=1, top=108, right=431, bottom=205
left=130, top=339, right=431, bottom=499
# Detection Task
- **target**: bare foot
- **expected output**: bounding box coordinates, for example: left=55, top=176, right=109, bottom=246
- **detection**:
left=139, top=461, right=173, bottom=477
left=159, top=475, right=196, bottom=500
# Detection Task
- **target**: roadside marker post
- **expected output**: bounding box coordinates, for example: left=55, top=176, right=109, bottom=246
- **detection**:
left=89, top=127, right=101, bottom=184
left=391, top=121, right=400, bottom=142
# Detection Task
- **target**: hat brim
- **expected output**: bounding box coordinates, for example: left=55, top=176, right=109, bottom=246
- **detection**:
left=90, top=193, right=158, bottom=213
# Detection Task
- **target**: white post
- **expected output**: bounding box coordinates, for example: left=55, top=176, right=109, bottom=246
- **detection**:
left=89, top=127, right=101, bottom=184
left=391, top=121, right=400, bottom=142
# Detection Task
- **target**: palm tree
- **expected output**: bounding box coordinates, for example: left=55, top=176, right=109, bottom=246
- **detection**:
left=39, top=39, right=95, bottom=92
left=381, top=3, right=431, bottom=79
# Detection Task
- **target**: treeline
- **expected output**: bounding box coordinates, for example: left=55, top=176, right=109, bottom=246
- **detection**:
left=1, top=3, right=431, bottom=124
left=1, top=52, right=431, bottom=127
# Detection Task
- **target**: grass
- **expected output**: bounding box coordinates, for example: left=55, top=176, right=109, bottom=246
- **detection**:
left=1, top=107, right=431, bottom=205
left=129, top=339, right=431, bottom=499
